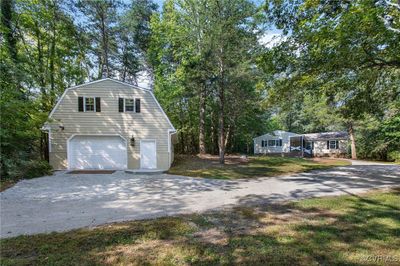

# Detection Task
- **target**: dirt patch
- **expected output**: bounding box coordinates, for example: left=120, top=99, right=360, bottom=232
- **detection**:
left=67, top=170, right=116, bottom=174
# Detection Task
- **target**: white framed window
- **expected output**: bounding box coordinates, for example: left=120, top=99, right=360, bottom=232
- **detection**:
left=329, top=140, right=338, bottom=149
left=124, top=98, right=135, bottom=112
left=84, top=97, right=95, bottom=112
left=276, top=139, right=282, bottom=146
left=268, top=139, right=276, bottom=147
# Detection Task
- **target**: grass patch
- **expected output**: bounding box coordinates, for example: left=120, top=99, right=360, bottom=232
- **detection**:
left=168, top=155, right=350, bottom=179
left=2, top=189, right=399, bottom=265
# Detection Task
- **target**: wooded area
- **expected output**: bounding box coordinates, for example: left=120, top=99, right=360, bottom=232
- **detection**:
left=1, top=0, right=399, bottom=180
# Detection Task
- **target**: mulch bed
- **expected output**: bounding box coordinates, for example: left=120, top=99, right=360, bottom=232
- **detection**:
left=67, top=170, right=116, bottom=174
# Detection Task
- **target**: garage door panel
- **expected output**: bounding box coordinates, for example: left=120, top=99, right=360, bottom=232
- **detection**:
left=69, top=136, right=127, bottom=169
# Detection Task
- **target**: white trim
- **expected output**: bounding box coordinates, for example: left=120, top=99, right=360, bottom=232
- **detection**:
left=48, top=128, right=52, bottom=152
left=48, top=78, right=150, bottom=118
left=140, top=139, right=157, bottom=169
left=67, top=134, right=128, bottom=170
left=123, top=97, right=136, bottom=112
left=83, top=96, right=96, bottom=112
left=167, top=129, right=176, bottom=167
left=328, top=140, right=338, bottom=150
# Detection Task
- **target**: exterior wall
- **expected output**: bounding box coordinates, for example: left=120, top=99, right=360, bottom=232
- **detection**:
left=48, top=79, right=174, bottom=170
left=254, top=131, right=299, bottom=154
left=313, top=139, right=348, bottom=157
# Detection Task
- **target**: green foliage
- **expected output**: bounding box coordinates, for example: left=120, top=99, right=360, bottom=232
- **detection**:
left=2, top=159, right=52, bottom=180
left=261, top=0, right=400, bottom=160
left=149, top=0, right=267, bottom=155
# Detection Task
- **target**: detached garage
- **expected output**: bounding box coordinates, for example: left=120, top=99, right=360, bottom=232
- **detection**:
left=68, top=135, right=127, bottom=170
left=42, top=78, right=176, bottom=171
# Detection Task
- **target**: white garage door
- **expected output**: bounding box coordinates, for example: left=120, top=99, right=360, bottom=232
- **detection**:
left=140, top=140, right=157, bottom=169
left=69, top=135, right=127, bottom=170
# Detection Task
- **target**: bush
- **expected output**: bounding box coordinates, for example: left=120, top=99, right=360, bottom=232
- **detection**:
left=388, top=151, right=400, bottom=163
left=1, top=158, right=52, bottom=180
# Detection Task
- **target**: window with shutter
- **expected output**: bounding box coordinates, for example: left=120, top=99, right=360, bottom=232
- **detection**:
left=84, top=97, right=95, bottom=112
left=125, top=99, right=135, bottom=112
left=261, top=140, right=264, bottom=147
left=268, top=140, right=276, bottom=146
left=329, top=140, right=337, bottom=149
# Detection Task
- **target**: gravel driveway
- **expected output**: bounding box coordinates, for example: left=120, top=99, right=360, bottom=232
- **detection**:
left=1, top=161, right=399, bottom=238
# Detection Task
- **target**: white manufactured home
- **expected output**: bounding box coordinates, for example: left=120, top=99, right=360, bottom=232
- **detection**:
left=254, top=130, right=348, bottom=157
left=42, top=78, right=176, bottom=171
left=253, top=130, right=299, bottom=154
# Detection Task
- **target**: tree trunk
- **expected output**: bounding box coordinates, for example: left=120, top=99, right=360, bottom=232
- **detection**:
left=218, top=85, right=225, bottom=164
left=49, top=1, right=57, bottom=108
left=1, top=0, right=17, bottom=62
left=99, top=8, right=109, bottom=78
left=349, top=122, right=357, bottom=159
left=199, top=85, right=206, bottom=154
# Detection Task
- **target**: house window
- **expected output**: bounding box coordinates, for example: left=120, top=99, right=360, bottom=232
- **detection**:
left=268, top=140, right=276, bottom=147
left=85, top=97, right=95, bottom=112
left=125, top=99, right=135, bottom=112
left=277, top=139, right=283, bottom=146
left=328, top=140, right=338, bottom=149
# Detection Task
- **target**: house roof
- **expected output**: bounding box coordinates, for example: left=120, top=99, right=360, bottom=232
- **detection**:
left=253, top=130, right=299, bottom=140
left=303, top=131, right=348, bottom=141
left=44, top=78, right=176, bottom=132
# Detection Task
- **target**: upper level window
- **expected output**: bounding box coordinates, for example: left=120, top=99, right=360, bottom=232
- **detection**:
left=125, top=99, right=135, bottom=112
left=78, top=97, right=100, bottom=112
left=119, top=98, right=141, bottom=113
left=85, top=97, right=95, bottom=112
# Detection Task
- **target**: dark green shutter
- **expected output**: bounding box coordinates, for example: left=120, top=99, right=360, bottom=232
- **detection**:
left=119, top=98, right=124, bottom=112
left=336, top=140, right=339, bottom=149
left=135, top=98, right=141, bottom=113
left=95, top=97, right=101, bottom=112
left=327, top=141, right=329, bottom=149
left=261, top=140, right=264, bottom=147
left=78, top=97, right=84, bottom=112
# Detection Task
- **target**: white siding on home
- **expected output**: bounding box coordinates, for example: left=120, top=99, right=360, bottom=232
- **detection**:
left=313, top=140, right=348, bottom=156
left=253, top=131, right=299, bottom=154
left=48, top=79, right=174, bottom=170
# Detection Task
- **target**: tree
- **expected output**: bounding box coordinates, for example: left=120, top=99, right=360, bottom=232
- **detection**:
left=261, top=0, right=400, bottom=159
left=76, top=0, right=121, bottom=79
left=149, top=0, right=265, bottom=162
left=1, top=0, right=87, bottom=179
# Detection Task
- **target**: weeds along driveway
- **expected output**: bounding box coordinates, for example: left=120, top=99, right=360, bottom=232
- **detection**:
left=1, top=163, right=399, bottom=238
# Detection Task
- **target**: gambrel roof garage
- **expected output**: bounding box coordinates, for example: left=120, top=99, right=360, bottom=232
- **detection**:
left=43, top=78, right=176, bottom=171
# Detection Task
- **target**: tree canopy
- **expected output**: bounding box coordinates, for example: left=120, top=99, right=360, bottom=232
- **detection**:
left=1, top=0, right=399, bottom=180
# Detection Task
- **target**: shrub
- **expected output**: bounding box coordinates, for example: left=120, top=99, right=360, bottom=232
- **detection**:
left=388, top=151, right=400, bottom=163
left=0, top=158, right=52, bottom=180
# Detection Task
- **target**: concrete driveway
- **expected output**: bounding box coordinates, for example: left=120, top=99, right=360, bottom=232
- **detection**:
left=1, top=161, right=399, bottom=238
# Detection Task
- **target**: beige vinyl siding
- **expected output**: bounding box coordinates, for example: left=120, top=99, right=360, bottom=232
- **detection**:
left=48, top=79, right=174, bottom=170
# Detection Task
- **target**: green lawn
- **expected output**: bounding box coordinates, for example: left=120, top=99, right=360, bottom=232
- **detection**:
left=168, top=155, right=351, bottom=179
left=1, top=189, right=399, bottom=265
